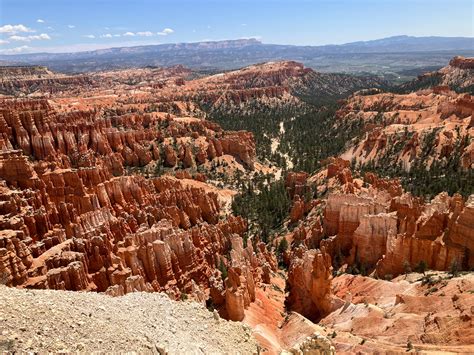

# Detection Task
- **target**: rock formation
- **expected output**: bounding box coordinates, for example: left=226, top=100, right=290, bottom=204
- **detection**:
left=0, top=57, right=472, bottom=353
left=283, top=333, right=335, bottom=355
left=286, top=247, right=334, bottom=321
left=338, top=87, right=473, bottom=170
left=283, top=159, right=473, bottom=282
left=319, top=272, right=474, bottom=353
left=0, top=94, right=261, bottom=320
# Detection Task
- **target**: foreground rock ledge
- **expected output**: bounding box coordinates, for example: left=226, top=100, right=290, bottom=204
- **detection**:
left=0, top=286, right=257, bottom=353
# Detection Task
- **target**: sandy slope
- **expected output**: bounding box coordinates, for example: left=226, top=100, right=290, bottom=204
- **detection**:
left=0, top=286, right=257, bottom=353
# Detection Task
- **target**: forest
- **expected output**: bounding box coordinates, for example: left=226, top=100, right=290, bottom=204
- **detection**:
left=201, top=80, right=472, bottom=238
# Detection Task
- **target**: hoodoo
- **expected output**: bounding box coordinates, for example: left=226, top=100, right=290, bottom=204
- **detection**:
left=0, top=47, right=472, bottom=353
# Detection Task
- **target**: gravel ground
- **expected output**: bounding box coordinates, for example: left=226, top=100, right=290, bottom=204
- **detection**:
left=0, top=286, right=257, bottom=354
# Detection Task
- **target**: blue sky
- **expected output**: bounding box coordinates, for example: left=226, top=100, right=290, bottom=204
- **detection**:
left=0, top=0, right=472, bottom=54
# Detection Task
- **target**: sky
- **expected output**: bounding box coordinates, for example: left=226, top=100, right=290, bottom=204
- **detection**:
left=0, top=0, right=473, bottom=54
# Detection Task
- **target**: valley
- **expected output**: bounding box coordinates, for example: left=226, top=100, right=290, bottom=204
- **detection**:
left=0, top=55, right=473, bottom=353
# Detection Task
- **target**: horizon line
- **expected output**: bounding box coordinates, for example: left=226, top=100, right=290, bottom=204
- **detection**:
left=0, top=34, right=473, bottom=56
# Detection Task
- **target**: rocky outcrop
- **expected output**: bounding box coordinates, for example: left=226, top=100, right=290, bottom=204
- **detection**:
left=287, top=161, right=473, bottom=279
left=0, top=230, right=32, bottom=286
left=283, top=333, right=335, bottom=355
left=0, top=99, right=256, bottom=173
left=286, top=248, right=334, bottom=321
left=374, top=192, right=469, bottom=276
left=290, top=196, right=306, bottom=223
left=0, top=96, right=259, bottom=320
left=448, top=195, right=474, bottom=267
left=449, top=56, right=474, bottom=70
left=223, top=235, right=277, bottom=321
left=286, top=171, right=309, bottom=199
left=0, top=162, right=251, bottom=309
left=338, top=88, right=473, bottom=170
left=319, top=177, right=473, bottom=277
left=350, top=212, right=397, bottom=268
left=323, top=193, right=388, bottom=253
left=326, top=158, right=350, bottom=180
left=219, top=131, right=256, bottom=169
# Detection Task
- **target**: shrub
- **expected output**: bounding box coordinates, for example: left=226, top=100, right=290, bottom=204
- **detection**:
left=449, top=260, right=459, bottom=277
left=218, top=259, right=228, bottom=280
left=403, top=261, right=411, bottom=275
left=415, top=260, right=427, bottom=274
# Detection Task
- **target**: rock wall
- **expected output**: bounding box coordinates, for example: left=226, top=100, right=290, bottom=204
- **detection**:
left=285, top=161, right=473, bottom=284
left=322, top=177, right=473, bottom=277
left=350, top=212, right=397, bottom=268
left=286, top=248, right=334, bottom=321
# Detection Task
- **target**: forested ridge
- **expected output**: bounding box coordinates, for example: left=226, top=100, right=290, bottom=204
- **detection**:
left=201, top=73, right=472, bottom=233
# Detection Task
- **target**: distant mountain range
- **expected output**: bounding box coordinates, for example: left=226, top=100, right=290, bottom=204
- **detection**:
left=312, top=35, right=473, bottom=53
left=1, top=36, right=473, bottom=77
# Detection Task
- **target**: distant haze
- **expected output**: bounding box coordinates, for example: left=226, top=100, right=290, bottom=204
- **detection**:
left=0, top=36, right=472, bottom=78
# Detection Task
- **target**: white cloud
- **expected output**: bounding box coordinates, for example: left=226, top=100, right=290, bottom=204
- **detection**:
left=0, top=39, right=9, bottom=45
left=0, top=45, right=31, bottom=54
left=113, top=34, right=121, bottom=37
left=157, top=28, right=174, bottom=36
left=241, top=23, right=247, bottom=26
left=137, top=31, right=153, bottom=37
left=47, top=26, right=54, bottom=30
left=37, top=19, right=45, bottom=23
left=239, top=35, right=262, bottom=40
left=67, top=25, right=75, bottom=29
left=84, top=34, right=95, bottom=39
left=0, top=24, right=34, bottom=34
left=124, top=31, right=154, bottom=37
left=9, top=36, right=27, bottom=42
left=9, top=33, right=51, bottom=42
left=101, top=33, right=113, bottom=38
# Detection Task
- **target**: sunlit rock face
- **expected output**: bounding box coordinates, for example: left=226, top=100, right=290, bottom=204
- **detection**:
left=0, top=94, right=264, bottom=321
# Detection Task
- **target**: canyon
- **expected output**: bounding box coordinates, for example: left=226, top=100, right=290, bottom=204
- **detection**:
left=0, top=57, right=473, bottom=353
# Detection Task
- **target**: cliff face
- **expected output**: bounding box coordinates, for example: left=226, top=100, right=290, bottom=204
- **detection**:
left=329, top=183, right=472, bottom=276
left=284, top=160, right=473, bottom=285
left=0, top=65, right=191, bottom=96
left=286, top=248, right=334, bottom=321
left=439, top=56, right=474, bottom=89
left=338, top=89, right=473, bottom=171
left=0, top=99, right=255, bottom=171
left=282, top=162, right=473, bottom=350
left=0, top=61, right=385, bottom=117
